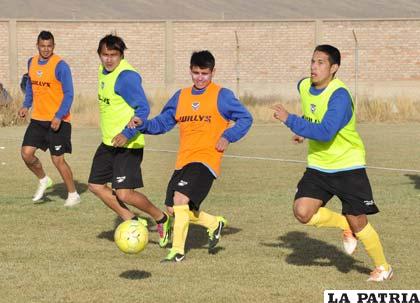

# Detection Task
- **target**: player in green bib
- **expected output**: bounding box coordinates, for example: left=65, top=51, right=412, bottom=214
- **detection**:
left=272, top=45, right=392, bottom=282
left=87, top=34, right=170, bottom=249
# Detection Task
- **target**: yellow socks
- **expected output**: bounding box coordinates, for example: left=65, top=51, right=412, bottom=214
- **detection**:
left=188, top=210, right=218, bottom=231
left=172, top=205, right=190, bottom=255
left=356, top=223, right=389, bottom=270
left=306, top=207, right=350, bottom=230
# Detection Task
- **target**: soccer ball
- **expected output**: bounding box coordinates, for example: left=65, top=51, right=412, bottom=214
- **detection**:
left=114, top=219, right=148, bottom=254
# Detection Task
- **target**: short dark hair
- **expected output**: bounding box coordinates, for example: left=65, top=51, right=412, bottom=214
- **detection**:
left=97, top=34, right=127, bottom=57
left=190, top=50, right=215, bottom=70
left=314, top=44, right=341, bottom=66
left=37, top=31, right=54, bottom=44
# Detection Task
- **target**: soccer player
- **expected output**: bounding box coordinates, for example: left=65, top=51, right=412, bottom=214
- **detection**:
left=272, top=45, right=392, bottom=282
left=87, top=34, right=170, bottom=247
left=127, top=50, right=253, bottom=262
left=18, top=31, right=80, bottom=206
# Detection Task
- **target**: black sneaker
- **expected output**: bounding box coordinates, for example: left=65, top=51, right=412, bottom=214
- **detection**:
left=208, top=216, right=227, bottom=253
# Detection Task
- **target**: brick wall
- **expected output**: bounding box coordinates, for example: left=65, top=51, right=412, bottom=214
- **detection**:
left=3, top=19, right=420, bottom=99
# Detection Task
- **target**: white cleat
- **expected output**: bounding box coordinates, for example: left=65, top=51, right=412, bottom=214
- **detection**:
left=32, top=176, right=53, bottom=202
left=342, top=230, right=357, bottom=255
left=64, top=193, right=81, bottom=207
left=367, top=265, right=394, bottom=282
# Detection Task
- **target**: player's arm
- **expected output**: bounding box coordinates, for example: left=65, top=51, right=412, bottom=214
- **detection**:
left=113, top=70, right=150, bottom=141
left=216, top=88, right=253, bottom=151
left=280, top=88, right=353, bottom=141
left=19, top=58, right=33, bottom=118
left=54, top=60, right=74, bottom=120
left=133, top=90, right=179, bottom=135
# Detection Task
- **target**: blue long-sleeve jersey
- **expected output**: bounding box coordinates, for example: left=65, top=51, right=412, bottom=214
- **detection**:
left=138, top=85, right=253, bottom=143
left=23, top=57, right=74, bottom=120
left=284, top=82, right=353, bottom=142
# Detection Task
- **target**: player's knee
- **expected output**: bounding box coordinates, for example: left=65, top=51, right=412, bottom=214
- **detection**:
left=88, top=183, right=102, bottom=195
left=51, top=155, right=65, bottom=167
left=21, top=149, right=34, bottom=164
left=173, top=195, right=189, bottom=206
left=115, top=190, right=130, bottom=203
left=293, top=207, right=313, bottom=224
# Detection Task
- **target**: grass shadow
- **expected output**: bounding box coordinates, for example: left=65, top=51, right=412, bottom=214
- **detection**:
left=185, top=224, right=241, bottom=253
left=97, top=215, right=241, bottom=255
left=119, top=270, right=151, bottom=280
left=405, top=174, right=420, bottom=190
left=261, top=231, right=371, bottom=274
left=47, top=180, right=88, bottom=200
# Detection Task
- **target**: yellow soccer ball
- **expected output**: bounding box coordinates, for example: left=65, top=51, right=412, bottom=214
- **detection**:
left=114, top=219, right=148, bottom=254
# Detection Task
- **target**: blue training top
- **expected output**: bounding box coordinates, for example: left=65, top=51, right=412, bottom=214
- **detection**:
left=284, top=79, right=364, bottom=173
left=138, top=85, right=253, bottom=143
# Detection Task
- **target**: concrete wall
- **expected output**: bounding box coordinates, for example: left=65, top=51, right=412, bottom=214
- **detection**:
left=2, top=18, right=420, bottom=99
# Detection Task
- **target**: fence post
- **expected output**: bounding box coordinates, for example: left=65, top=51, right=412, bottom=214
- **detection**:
left=8, top=19, right=18, bottom=87
left=315, top=19, right=323, bottom=46
left=165, top=21, right=174, bottom=89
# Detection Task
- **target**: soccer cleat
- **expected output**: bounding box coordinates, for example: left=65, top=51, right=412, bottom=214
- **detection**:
left=342, top=230, right=358, bottom=255
left=157, top=213, right=172, bottom=248
left=32, top=176, right=53, bottom=202
left=64, top=193, right=81, bottom=207
left=367, top=265, right=393, bottom=282
left=161, top=249, right=185, bottom=263
left=208, top=216, right=227, bottom=253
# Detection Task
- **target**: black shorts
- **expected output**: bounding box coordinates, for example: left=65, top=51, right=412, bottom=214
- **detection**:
left=22, top=119, right=72, bottom=156
left=88, top=143, right=144, bottom=189
left=295, top=168, right=379, bottom=216
left=165, top=162, right=215, bottom=210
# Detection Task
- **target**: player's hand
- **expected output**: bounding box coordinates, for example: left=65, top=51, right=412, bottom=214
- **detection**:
left=272, top=104, right=289, bottom=122
left=18, top=107, right=28, bottom=118
left=127, top=116, right=143, bottom=129
left=215, top=137, right=230, bottom=152
left=112, top=133, right=128, bottom=147
left=50, top=117, right=62, bottom=131
left=292, top=135, right=304, bottom=144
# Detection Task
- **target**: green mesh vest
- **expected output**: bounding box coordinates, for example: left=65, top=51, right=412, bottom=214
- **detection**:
left=98, top=59, right=145, bottom=148
left=299, top=78, right=365, bottom=170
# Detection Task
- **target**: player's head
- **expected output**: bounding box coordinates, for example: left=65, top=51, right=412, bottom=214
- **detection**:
left=310, top=44, right=340, bottom=88
left=97, top=34, right=127, bottom=72
left=190, top=50, right=216, bottom=90
left=36, top=31, right=55, bottom=60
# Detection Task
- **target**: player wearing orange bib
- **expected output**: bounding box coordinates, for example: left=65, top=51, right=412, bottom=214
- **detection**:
left=18, top=31, right=80, bottom=206
left=127, top=50, right=253, bottom=262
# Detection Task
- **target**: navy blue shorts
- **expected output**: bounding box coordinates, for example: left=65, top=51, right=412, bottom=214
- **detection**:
left=22, top=119, right=72, bottom=156
left=88, top=143, right=144, bottom=189
left=165, top=163, right=215, bottom=210
left=295, top=168, right=379, bottom=216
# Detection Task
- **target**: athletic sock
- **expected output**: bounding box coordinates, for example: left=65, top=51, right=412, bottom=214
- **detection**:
left=172, top=205, right=190, bottom=255
left=39, top=175, right=50, bottom=184
left=306, top=207, right=350, bottom=230
left=356, top=223, right=389, bottom=270
left=67, top=191, right=79, bottom=199
left=188, top=210, right=218, bottom=230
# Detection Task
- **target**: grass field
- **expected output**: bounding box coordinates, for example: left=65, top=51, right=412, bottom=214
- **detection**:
left=0, top=123, right=419, bottom=303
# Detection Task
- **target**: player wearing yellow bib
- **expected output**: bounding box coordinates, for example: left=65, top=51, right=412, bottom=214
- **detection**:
left=87, top=34, right=170, bottom=248
left=273, top=45, right=392, bottom=282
